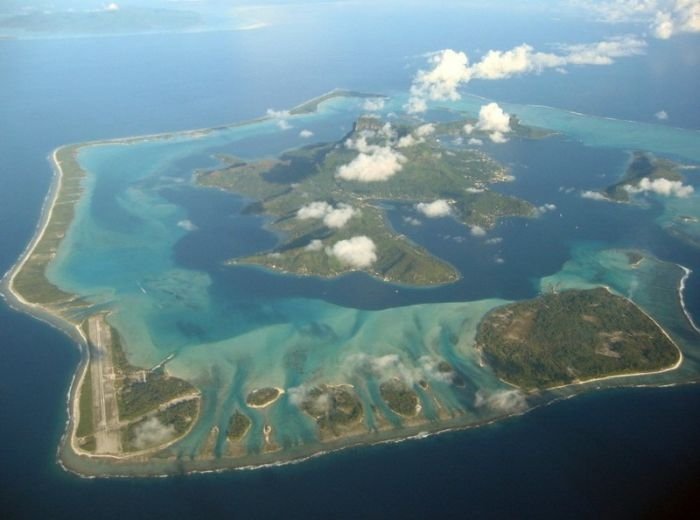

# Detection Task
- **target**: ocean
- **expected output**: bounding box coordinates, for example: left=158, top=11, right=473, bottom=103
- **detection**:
left=1, top=5, right=700, bottom=518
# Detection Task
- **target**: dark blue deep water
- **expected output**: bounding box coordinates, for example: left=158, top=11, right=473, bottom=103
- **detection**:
left=2, top=18, right=700, bottom=519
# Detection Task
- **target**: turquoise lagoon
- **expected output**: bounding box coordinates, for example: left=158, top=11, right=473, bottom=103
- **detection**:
left=46, top=93, right=700, bottom=474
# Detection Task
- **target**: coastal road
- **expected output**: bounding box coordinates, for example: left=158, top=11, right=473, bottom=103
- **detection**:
left=87, top=315, right=122, bottom=454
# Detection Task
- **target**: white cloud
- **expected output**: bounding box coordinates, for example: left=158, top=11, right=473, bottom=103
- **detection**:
left=464, top=123, right=475, bottom=135
left=416, top=199, right=452, bottom=218
left=415, top=123, right=436, bottom=138
left=305, top=239, right=324, bottom=251
left=337, top=146, right=406, bottom=182
left=655, top=110, right=669, bottom=120
left=327, top=236, right=377, bottom=268
left=177, top=219, right=198, bottom=231
left=105, top=2, right=120, bottom=11
left=581, top=190, right=609, bottom=200
left=579, top=0, right=700, bottom=39
left=537, top=203, right=558, bottom=214
left=396, top=123, right=436, bottom=148
left=299, top=129, right=314, bottom=138
left=489, top=132, right=509, bottom=143
left=471, top=44, right=562, bottom=80
left=266, top=108, right=292, bottom=130
left=476, top=103, right=512, bottom=144
left=485, top=237, right=503, bottom=245
left=363, top=98, right=386, bottom=111
left=560, top=36, right=647, bottom=65
left=323, top=204, right=357, bottom=228
left=468, top=138, right=484, bottom=146
left=475, top=389, right=527, bottom=412
left=470, top=225, right=487, bottom=236
left=403, top=216, right=422, bottom=226
left=297, top=201, right=357, bottom=228
left=297, top=201, right=331, bottom=220
left=625, top=177, right=695, bottom=197
left=266, top=108, right=289, bottom=119
left=410, top=49, right=472, bottom=103
left=345, top=353, right=455, bottom=386
left=406, top=37, right=646, bottom=112
left=396, top=134, right=419, bottom=148
left=132, top=417, right=175, bottom=450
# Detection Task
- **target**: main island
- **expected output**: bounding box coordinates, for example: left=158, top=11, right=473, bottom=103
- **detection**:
left=1, top=90, right=693, bottom=476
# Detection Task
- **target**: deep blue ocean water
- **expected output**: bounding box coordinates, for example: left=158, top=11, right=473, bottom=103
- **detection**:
left=2, top=7, right=700, bottom=518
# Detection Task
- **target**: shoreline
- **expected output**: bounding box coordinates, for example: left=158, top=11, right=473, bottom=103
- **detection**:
left=2, top=91, right=700, bottom=478
left=544, top=285, right=687, bottom=392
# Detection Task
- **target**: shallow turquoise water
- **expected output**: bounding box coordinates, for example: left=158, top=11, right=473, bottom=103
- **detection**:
left=45, top=92, right=700, bottom=469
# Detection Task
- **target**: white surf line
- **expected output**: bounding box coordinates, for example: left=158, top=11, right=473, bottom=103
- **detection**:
left=546, top=286, right=685, bottom=392
left=679, top=265, right=700, bottom=334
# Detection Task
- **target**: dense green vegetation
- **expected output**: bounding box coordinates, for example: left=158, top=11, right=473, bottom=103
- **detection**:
left=475, top=288, right=681, bottom=390
left=122, top=399, right=199, bottom=452
left=226, top=411, right=252, bottom=441
left=379, top=379, right=419, bottom=417
left=109, top=325, right=198, bottom=421
left=197, top=115, right=537, bottom=285
left=75, top=367, right=94, bottom=437
left=12, top=145, right=86, bottom=314
left=245, top=387, right=282, bottom=408
left=604, top=152, right=684, bottom=202
left=298, top=385, right=364, bottom=437
left=76, top=366, right=94, bottom=438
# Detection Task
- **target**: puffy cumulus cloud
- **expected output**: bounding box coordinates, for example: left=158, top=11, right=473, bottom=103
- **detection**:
left=537, top=203, right=558, bottom=214
left=581, top=190, right=609, bottom=200
left=287, top=385, right=309, bottom=407
left=410, top=49, right=472, bottom=103
left=396, top=123, right=437, bottom=148
left=468, top=137, right=484, bottom=146
left=651, top=1, right=699, bottom=39
left=403, top=216, right=422, bottom=226
left=106, top=2, right=120, bottom=11
left=625, top=177, right=695, bottom=197
left=132, top=417, right=176, bottom=450
left=415, top=123, right=436, bottom=138
left=654, top=110, right=669, bottom=120
left=327, top=236, right=377, bottom=268
left=336, top=146, right=406, bottom=182
left=297, top=201, right=331, bottom=220
left=476, top=103, right=510, bottom=133
left=471, top=44, right=563, bottom=79
left=323, top=204, right=357, bottom=228
left=579, top=0, right=700, bottom=39
left=470, top=225, right=487, bottom=236
left=299, top=129, right=314, bottom=138
left=363, top=98, right=386, bottom=111
left=305, top=239, right=324, bottom=251
left=406, top=37, right=646, bottom=113
left=297, top=201, right=358, bottom=228
left=396, top=134, right=419, bottom=148
left=489, top=132, right=509, bottom=143
left=475, top=389, right=528, bottom=413
left=177, top=219, right=198, bottom=231
left=560, top=36, right=647, bottom=65
left=416, top=199, right=452, bottom=218
left=344, top=353, right=456, bottom=385
left=266, top=108, right=292, bottom=130
left=473, top=103, right=512, bottom=143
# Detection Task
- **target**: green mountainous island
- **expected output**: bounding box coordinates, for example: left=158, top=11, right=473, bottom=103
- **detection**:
left=1, top=91, right=687, bottom=475
left=197, top=115, right=536, bottom=285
